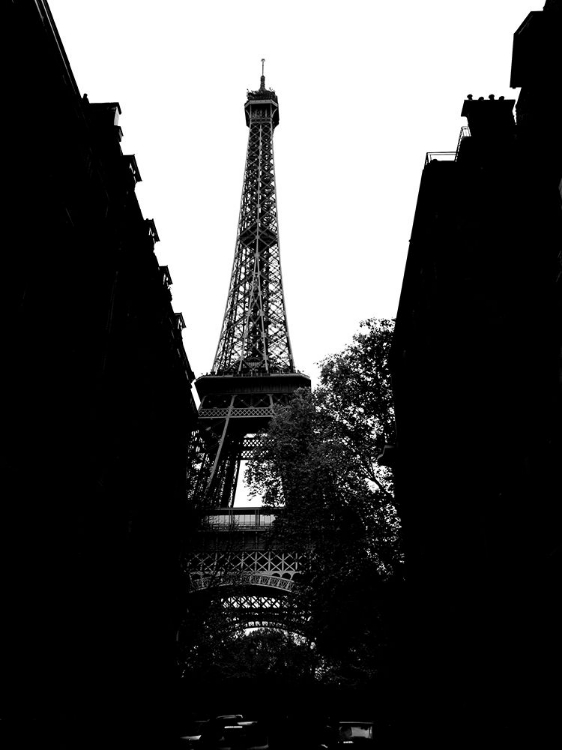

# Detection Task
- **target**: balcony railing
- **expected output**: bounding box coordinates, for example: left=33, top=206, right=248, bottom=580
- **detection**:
left=204, top=508, right=276, bottom=530
left=456, top=125, right=471, bottom=156
left=425, top=151, right=456, bottom=165
left=425, top=125, right=471, bottom=167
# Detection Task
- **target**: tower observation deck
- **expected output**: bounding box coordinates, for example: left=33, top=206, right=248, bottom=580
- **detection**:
left=195, top=64, right=310, bottom=508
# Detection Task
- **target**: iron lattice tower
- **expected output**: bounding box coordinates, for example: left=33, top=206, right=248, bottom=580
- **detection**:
left=195, top=64, right=310, bottom=508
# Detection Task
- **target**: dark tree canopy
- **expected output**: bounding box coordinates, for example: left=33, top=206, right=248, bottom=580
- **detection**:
left=245, top=319, right=402, bottom=682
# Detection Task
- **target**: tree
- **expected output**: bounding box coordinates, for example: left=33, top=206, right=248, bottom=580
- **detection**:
left=316, top=317, right=395, bottom=501
left=245, top=319, right=402, bottom=684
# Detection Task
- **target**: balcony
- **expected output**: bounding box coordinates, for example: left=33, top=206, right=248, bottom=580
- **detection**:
left=425, top=151, right=456, bottom=165
left=205, top=508, right=276, bottom=530
left=425, top=125, right=471, bottom=166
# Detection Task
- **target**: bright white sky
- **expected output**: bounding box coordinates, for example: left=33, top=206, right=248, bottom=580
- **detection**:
left=50, top=0, right=540, bottom=391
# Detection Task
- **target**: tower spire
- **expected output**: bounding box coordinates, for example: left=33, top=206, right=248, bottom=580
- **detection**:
left=260, top=58, right=266, bottom=91
left=194, top=74, right=310, bottom=508
left=212, top=70, right=288, bottom=376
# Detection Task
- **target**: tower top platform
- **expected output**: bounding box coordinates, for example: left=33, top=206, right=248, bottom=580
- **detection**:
left=245, top=65, right=279, bottom=127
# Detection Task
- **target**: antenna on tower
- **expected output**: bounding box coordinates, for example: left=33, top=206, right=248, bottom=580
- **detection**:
left=260, top=58, right=266, bottom=90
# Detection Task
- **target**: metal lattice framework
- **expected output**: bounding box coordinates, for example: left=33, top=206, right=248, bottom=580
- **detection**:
left=194, top=66, right=310, bottom=508
left=213, top=75, right=292, bottom=376
left=186, top=508, right=310, bottom=634
left=187, top=68, right=312, bottom=634
left=218, top=592, right=308, bottom=634
left=190, top=548, right=298, bottom=593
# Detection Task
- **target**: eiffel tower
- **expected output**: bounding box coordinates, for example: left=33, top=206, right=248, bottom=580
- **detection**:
left=194, top=62, right=310, bottom=508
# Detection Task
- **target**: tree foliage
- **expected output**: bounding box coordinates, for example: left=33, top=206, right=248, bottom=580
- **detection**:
left=179, top=610, right=319, bottom=687
left=245, top=319, right=402, bottom=681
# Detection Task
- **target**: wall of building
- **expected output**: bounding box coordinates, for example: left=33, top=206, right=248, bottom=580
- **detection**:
left=390, top=2, right=562, bottom=745
left=3, top=2, right=198, bottom=746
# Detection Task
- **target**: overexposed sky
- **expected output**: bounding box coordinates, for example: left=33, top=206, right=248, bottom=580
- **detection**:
left=50, top=0, right=541, bottom=390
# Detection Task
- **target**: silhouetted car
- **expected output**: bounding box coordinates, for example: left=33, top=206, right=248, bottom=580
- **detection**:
left=215, top=715, right=244, bottom=725
left=180, top=720, right=209, bottom=745
left=199, top=719, right=268, bottom=749
left=337, top=722, right=374, bottom=746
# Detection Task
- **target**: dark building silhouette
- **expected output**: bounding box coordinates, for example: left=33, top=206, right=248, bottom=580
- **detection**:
left=3, top=2, right=197, bottom=746
left=390, top=1, right=562, bottom=744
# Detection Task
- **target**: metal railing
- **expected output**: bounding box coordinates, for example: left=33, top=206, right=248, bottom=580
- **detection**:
left=425, top=125, right=471, bottom=167
left=425, top=152, right=456, bottom=165
left=456, top=125, right=471, bottom=157
left=205, top=508, right=276, bottom=530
